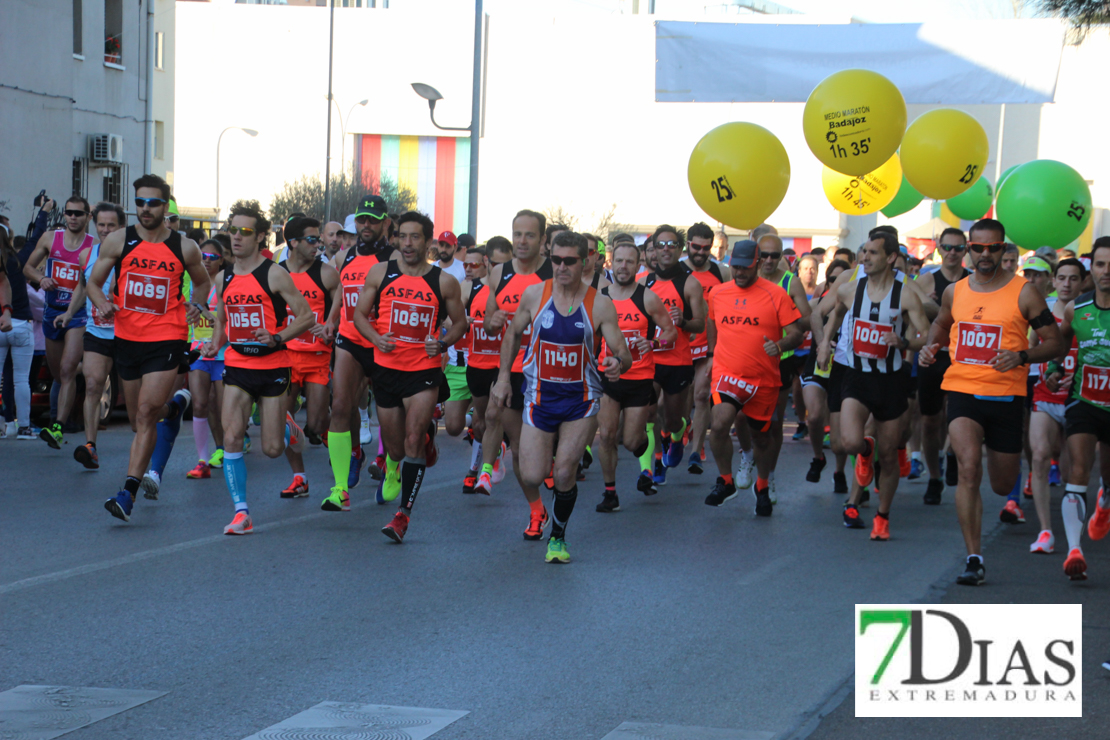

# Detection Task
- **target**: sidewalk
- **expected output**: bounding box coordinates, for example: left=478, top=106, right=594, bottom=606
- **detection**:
left=798, top=490, right=1110, bottom=740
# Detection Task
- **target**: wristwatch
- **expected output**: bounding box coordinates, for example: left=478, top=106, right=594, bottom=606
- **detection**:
left=1019, top=350, right=1029, bottom=366
left=437, top=339, right=448, bottom=355
left=271, top=333, right=285, bottom=349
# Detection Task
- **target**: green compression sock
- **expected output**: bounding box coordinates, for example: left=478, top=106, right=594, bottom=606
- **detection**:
left=639, top=423, right=656, bottom=472
left=329, top=431, right=353, bottom=489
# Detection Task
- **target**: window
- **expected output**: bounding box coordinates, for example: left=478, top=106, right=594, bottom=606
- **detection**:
left=72, top=158, right=88, bottom=200
left=103, top=164, right=127, bottom=205
left=73, top=0, right=83, bottom=55
left=104, top=0, right=122, bottom=64
left=155, top=32, right=164, bottom=70
left=155, top=121, right=165, bottom=160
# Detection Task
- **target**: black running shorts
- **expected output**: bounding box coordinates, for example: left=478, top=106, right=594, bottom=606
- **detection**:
left=602, top=378, right=656, bottom=409
left=372, top=366, right=448, bottom=409
left=335, top=333, right=376, bottom=378
left=841, top=367, right=909, bottom=422
left=1065, top=399, right=1110, bottom=446
left=114, top=338, right=189, bottom=382
left=224, top=365, right=291, bottom=399
left=946, top=391, right=1024, bottom=454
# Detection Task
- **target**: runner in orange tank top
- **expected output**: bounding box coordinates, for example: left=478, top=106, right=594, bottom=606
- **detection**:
left=89, top=174, right=211, bottom=524
left=920, top=218, right=1063, bottom=586
left=352, top=211, right=467, bottom=544
left=201, top=202, right=314, bottom=535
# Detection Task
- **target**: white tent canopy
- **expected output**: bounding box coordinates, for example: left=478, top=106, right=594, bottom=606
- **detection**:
left=655, top=19, right=1065, bottom=105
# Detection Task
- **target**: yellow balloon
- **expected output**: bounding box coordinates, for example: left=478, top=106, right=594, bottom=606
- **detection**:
left=803, top=69, right=907, bottom=176
left=822, top=154, right=902, bottom=216
left=900, top=109, right=989, bottom=200
left=687, top=122, right=790, bottom=230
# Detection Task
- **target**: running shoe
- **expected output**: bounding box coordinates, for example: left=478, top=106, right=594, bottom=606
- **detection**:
left=687, top=452, right=704, bottom=475
left=545, top=537, right=571, bottom=564
left=321, top=486, right=350, bottom=512
left=908, top=458, right=924, bottom=480
left=425, top=421, right=439, bottom=467
left=368, top=454, right=385, bottom=481
left=224, top=511, right=253, bottom=535
left=806, top=455, right=826, bottom=483
left=898, top=448, right=910, bottom=478
left=491, top=443, right=508, bottom=484
left=956, top=556, right=985, bottom=586
left=382, top=510, right=410, bottom=542
left=524, top=505, right=550, bottom=540
left=1023, top=475, right=1033, bottom=499
left=285, top=412, right=305, bottom=452
left=1, top=420, right=15, bottom=438
left=870, top=516, right=890, bottom=541
left=359, top=417, right=373, bottom=445
left=462, top=426, right=475, bottom=445
left=186, top=460, right=211, bottom=479
left=348, top=447, right=364, bottom=489
left=16, top=426, right=35, bottom=440
left=636, top=470, right=658, bottom=496
left=792, top=422, right=808, bottom=441
left=843, top=504, right=865, bottom=529
left=243, top=433, right=252, bottom=453
left=833, top=471, right=848, bottom=494
left=704, top=477, right=737, bottom=507
left=462, top=470, right=479, bottom=494
left=1000, top=500, right=1025, bottom=524
left=74, top=442, right=99, bottom=470
left=375, top=477, right=386, bottom=505
left=39, top=422, right=62, bottom=449
left=1048, top=461, right=1061, bottom=487
left=663, top=435, right=685, bottom=469
left=382, top=466, right=401, bottom=502
left=735, top=452, right=754, bottom=489
left=1030, top=530, right=1055, bottom=553
left=581, top=446, right=593, bottom=470
left=945, top=451, right=959, bottom=487
left=104, top=491, right=133, bottom=522
left=544, top=462, right=555, bottom=490
left=754, top=486, right=773, bottom=517
left=141, top=470, right=161, bottom=500
left=652, top=457, right=667, bottom=486
left=474, top=472, right=493, bottom=496
left=281, top=474, right=309, bottom=499
left=433, top=403, right=444, bottom=420
left=923, top=478, right=943, bottom=506
left=305, top=426, right=323, bottom=446
left=1064, top=548, right=1088, bottom=580
left=250, top=403, right=260, bottom=428
left=823, top=432, right=831, bottom=449
left=855, top=437, right=875, bottom=487
left=768, top=472, right=778, bottom=505
left=1088, top=490, right=1110, bottom=540
left=208, top=448, right=224, bottom=468
left=596, top=491, right=621, bottom=513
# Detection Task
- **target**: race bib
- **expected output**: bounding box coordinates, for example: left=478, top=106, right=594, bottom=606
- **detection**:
left=852, top=319, right=893, bottom=360
left=191, top=314, right=213, bottom=339
left=653, top=324, right=675, bottom=352
left=470, top=320, right=501, bottom=355
left=286, top=310, right=320, bottom=347
left=122, top=272, right=170, bottom=315
left=388, top=301, right=436, bottom=343
left=227, top=304, right=265, bottom=344
left=342, top=284, right=361, bottom=322
left=715, top=374, right=759, bottom=405
left=538, top=340, right=584, bottom=383
left=91, top=302, right=114, bottom=328
left=1080, top=365, right=1110, bottom=406
left=953, top=321, right=1004, bottom=366
left=51, top=260, right=81, bottom=293
left=798, top=331, right=812, bottom=353
left=622, top=329, right=646, bottom=362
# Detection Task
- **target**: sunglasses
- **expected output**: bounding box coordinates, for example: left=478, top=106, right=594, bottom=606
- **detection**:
left=135, top=197, right=167, bottom=208
left=227, top=226, right=256, bottom=236
left=688, top=243, right=713, bottom=251
left=550, top=255, right=580, bottom=266
left=760, top=251, right=781, bottom=261
left=201, top=252, right=222, bottom=261
left=968, top=242, right=1005, bottom=254
left=166, top=215, right=179, bottom=222
left=655, top=240, right=679, bottom=249
left=354, top=215, right=382, bottom=225
left=295, top=235, right=322, bottom=245
left=939, top=243, right=967, bottom=253
left=64, top=209, right=88, bottom=217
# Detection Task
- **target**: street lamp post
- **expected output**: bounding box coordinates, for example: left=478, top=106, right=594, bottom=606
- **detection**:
left=343, top=99, right=369, bottom=173
left=216, top=126, right=259, bottom=221
left=410, top=0, right=482, bottom=236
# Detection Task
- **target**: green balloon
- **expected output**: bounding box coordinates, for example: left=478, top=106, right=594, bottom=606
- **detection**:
left=946, top=176, right=993, bottom=221
left=996, top=164, right=1021, bottom=194
left=995, top=160, right=1092, bottom=248
left=880, top=174, right=925, bottom=218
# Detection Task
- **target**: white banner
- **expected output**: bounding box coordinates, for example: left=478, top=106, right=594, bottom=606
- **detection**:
left=656, top=20, right=1064, bottom=105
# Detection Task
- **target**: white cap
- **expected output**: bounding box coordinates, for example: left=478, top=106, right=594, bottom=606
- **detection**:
left=341, top=214, right=357, bottom=234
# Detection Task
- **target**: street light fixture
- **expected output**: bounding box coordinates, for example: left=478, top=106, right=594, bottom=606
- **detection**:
left=343, top=99, right=369, bottom=171
left=216, top=126, right=258, bottom=221
left=411, top=83, right=468, bottom=132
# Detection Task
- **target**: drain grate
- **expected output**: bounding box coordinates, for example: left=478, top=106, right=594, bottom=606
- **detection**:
left=0, top=685, right=167, bottom=740
left=242, top=702, right=468, bottom=740
left=600, top=722, right=775, bottom=740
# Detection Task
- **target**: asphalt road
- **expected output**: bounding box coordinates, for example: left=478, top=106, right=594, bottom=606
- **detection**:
left=0, top=413, right=1092, bottom=739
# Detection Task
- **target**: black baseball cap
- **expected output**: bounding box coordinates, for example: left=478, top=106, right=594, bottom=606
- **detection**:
left=729, top=239, right=759, bottom=268
left=457, top=233, right=477, bottom=249
left=354, top=195, right=387, bottom=220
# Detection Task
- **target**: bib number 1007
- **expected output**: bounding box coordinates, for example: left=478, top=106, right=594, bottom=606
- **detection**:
left=954, top=322, right=1003, bottom=366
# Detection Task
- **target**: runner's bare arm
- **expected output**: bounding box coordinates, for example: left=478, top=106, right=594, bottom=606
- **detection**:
left=353, top=261, right=391, bottom=351
left=489, top=282, right=539, bottom=409
left=898, top=284, right=931, bottom=352
left=265, top=264, right=314, bottom=346
left=681, top=277, right=707, bottom=334
left=484, top=263, right=508, bottom=333
left=787, top=273, right=813, bottom=331
left=318, top=263, right=342, bottom=340
left=328, top=246, right=349, bottom=272
left=644, top=287, right=677, bottom=348
left=180, top=238, right=211, bottom=323
left=816, top=281, right=850, bottom=370
left=22, top=232, right=55, bottom=289
left=993, top=281, right=1063, bottom=372
left=437, top=272, right=468, bottom=349
left=87, top=228, right=125, bottom=317
left=1046, top=302, right=1076, bottom=393
left=203, top=270, right=227, bottom=358
left=914, top=271, right=941, bottom=321
left=779, top=319, right=805, bottom=354
left=920, top=283, right=956, bottom=367
left=719, top=263, right=733, bottom=282
left=593, top=294, right=632, bottom=381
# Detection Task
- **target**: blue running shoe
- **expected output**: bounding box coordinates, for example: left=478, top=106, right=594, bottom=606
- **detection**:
left=348, top=447, right=363, bottom=490
left=243, top=433, right=252, bottom=453
left=663, top=437, right=685, bottom=469
left=1049, top=462, right=1061, bottom=487
left=653, top=456, right=667, bottom=485
left=375, top=476, right=386, bottom=505
left=792, top=422, right=808, bottom=441
left=104, top=491, right=133, bottom=522
left=687, top=452, right=704, bottom=475
left=908, top=458, right=924, bottom=480
left=637, top=469, right=658, bottom=495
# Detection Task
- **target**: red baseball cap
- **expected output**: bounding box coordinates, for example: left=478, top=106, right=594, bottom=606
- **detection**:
left=437, top=231, right=458, bottom=247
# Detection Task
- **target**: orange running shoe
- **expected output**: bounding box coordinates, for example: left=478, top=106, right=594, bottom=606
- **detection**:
left=186, top=460, right=211, bottom=479
left=855, top=437, right=875, bottom=487
left=898, top=448, right=910, bottom=478
left=543, top=462, right=555, bottom=490
left=382, top=510, right=410, bottom=542
left=1063, top=548, right=1088, bottom=580
left=281, top=474, right=309, bottom=498
left=74, top=441, right=99, bottom=470
left=524, top=505, right=550, bottom=540
left=1000, top=500, right=1025, bottom=524
left=223, top=511, right=253, bottom=535
left=1023, top=475, right=1032, bottom=499
left=870, top=515, right=890, bottom=541
left=1088, top=489, right=1110, bottom=540
left=285, top=412, right=304, bottom=452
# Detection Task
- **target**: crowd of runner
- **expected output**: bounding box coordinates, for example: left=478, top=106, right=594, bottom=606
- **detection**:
left=2, top=172, right=1109, bottom=580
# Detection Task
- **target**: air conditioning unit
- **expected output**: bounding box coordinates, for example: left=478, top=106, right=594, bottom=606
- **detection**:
left=88, top=134, right=124, bottom=163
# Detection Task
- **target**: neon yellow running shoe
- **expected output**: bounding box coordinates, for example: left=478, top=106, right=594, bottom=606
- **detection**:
left=208, top=448, right=225, bottom=468
left=545, top=537, right=570, bottom=564
left=382, top=467, right=401, bottom=502
left=321, top=486, right=350, bottom=512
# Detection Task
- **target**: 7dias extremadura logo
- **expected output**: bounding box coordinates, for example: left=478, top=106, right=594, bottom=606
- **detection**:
left=855, top=604, right=1082, bottom=717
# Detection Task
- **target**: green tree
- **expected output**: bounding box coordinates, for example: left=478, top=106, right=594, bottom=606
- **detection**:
left=270, top=165, right=417, bottom=225
left=1035, top=0, right=1110, bottom=34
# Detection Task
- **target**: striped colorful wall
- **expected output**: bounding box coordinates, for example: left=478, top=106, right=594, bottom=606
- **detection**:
left=357, top=134, right=471, bottom=236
